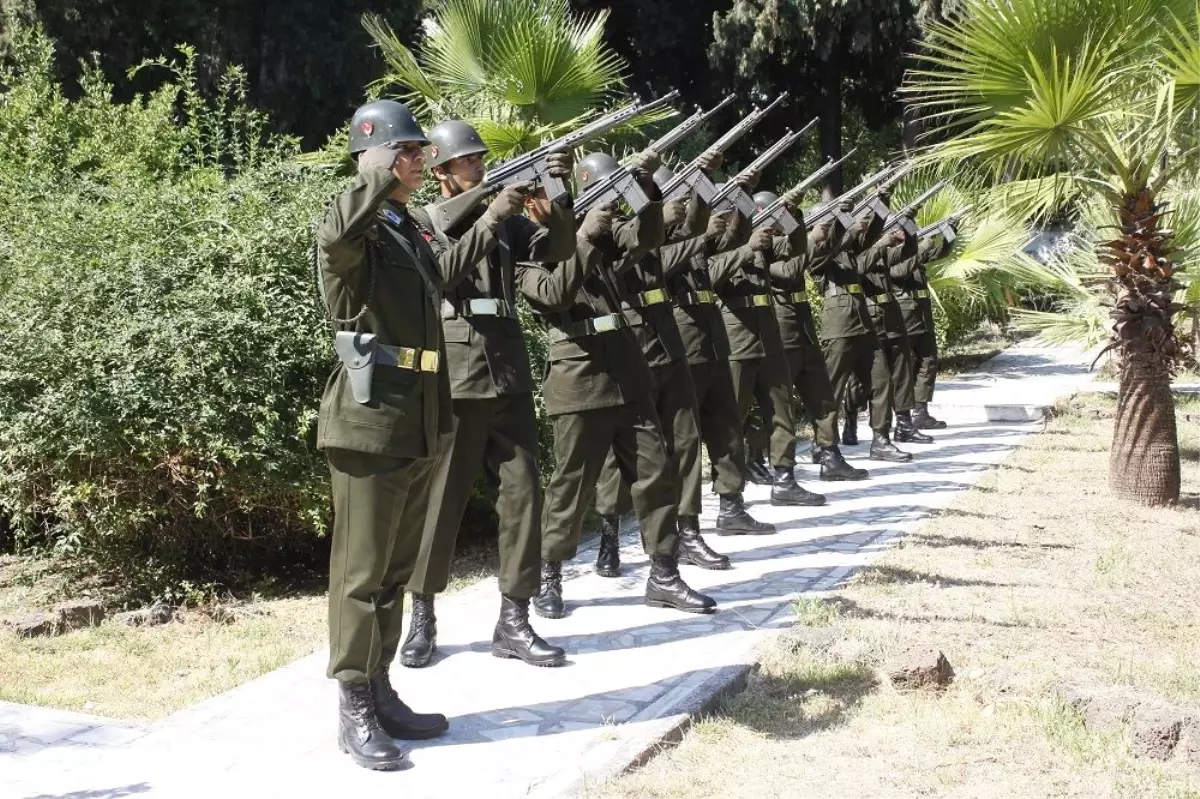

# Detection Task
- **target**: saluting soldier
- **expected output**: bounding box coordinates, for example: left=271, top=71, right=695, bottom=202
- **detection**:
left=749, top=191, right=868, bottom=482
left=709, top=207, right=827, bottom=506
left=314, top=100, right=529, bottom=770
left=892, top=226, right=956, bottom=429
left=399, top=120, right=576, bottom=671
left=516, top=149, right=716, bottom=619
left=811, top=195, right=913, bottom=462
left=860, top=220, right=933, bottom=445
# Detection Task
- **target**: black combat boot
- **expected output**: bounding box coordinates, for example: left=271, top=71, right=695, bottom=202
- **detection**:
left=870, top=430, right=913, bottom=462
left=895, top=410, right=934, bottom=444
left=645, top=555, right=717, bottom=614
left=533, top=560, right=565, bottom=619
left=809, top=442, right=821, bottom=465
left=370, top=664, right=449, bottom=740
left=770, top=466, right=827, bottom=507
left=912, top=401, right=947, bottom=430
left=745, top=449, right=774, bottom=485
left=399, top=593, right=436, bottom=668
left=677, top=515, right=731, bottom=570
left=841, top=413, right=859, bottom=446
left=492, top=595, right=567, bottom=667
left=337, top=681, right=408, bottom=771
left=595, top=514, right=621, bottom=578
left=817, top=446, right=870, bottom=481
left=715, top=494, right=776, bottom=535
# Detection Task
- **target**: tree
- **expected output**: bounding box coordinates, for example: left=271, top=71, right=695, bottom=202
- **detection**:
left=364, top=0, right=629, bottom=159
left=709, top=0, right=919, bottom=196
left=0, top=0, right=423, bottom=147
left=904, top=0, right=1200, bottom=505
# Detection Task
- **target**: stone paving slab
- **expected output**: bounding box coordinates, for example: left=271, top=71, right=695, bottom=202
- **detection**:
left=0, top=346, right=1092, bottom=799
left=934, top=344, right=1096, bottom=422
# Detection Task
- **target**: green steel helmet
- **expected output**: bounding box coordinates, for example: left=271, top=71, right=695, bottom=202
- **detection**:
left=348, top=100, right=429, bottom=155
left=425, top=120, right=488, bottom=168
left=575, top=152, right=621, bottom=190
left=653, top=165, right=675, bottom=186
left=753, top=191, right=780, bottom=211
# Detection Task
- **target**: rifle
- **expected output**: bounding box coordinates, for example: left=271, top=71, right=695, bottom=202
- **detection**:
left=710, top=120, right=816, bottom=217
left=659, top=93, right=790, bottom=203
left=750, top=149, right=858, bottom=234
left=883, top=179, right=949, bottom=236
left=428, top=91, right=681, bottom=230
left=646, top=94, right=736, bottom=157
left=851, top=162, right=916, bottom=216
left=805, top=164, right=898, bottom=230
left=917, top=205, right=972, bottom=244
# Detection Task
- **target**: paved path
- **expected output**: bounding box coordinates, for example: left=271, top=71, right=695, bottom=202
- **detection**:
left=0, top=346, right=1095, bottom=799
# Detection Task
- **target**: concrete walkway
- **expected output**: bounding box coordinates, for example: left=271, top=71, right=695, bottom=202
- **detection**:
left=0, top=346, right=1096, bottom=799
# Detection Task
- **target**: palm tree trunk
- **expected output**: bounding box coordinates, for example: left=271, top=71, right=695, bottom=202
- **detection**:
left=1109, top=357, right=1181, bottom=505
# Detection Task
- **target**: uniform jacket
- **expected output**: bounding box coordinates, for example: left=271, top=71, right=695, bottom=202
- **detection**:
left=810, top=207, right=886, bottom=341
left=892, top=234, right=953, bottom=336
left=316, top=167, right=497, bottom=458
left=710, top=216, right=806, bottom=361
left=410, top=199, right=575, bottom=400
left=767, top=220, right=841, bottom=353
left=516, top=202, right=665, bottom=416
left=862, top=230, right=918, bottom=340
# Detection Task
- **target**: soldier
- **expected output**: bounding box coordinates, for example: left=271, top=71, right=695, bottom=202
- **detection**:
left=708, top=207, right=827, bottom=506
left=592, top=156, right=774, bottom=579
left=314, top=100, right=533, bottom=770
left=811, top=197, right=912, bottom=462
left=516, top=149, right=716, bottom=619
left=399, top=120, right=576, bottom=671
left=893, top=226, right=956, bottom=429
left=860, top=221, right=933, bottom=445
left=749, top=191, right=868, bottom=482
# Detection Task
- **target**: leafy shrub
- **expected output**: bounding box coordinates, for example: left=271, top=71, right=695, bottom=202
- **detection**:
left=0, top=20, right=344, bottom=603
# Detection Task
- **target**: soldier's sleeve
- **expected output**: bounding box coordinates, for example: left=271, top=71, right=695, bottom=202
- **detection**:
left=660, top=235, right=709, bottom=279
left=669, top=192, right=711, bottom=243
left=840, top=209, right=876, bottom=256
left=315, top=167, right=399, bottom=279
left=856, top=238, right=893, bottom=276
left=515, top=240, right=600, bottom=313
left=890, top=253, right=919, bottom=281
left=520, top=200, right=578, bottom=263
left=430, top=210, right=503, bottom=289
left=707, top=247, right=751, bottom=290
left=768, top=255, right=803, bottom=283
left=612, top=201, right=665, bottom=260
left=723, top=212, right=753, bottom=250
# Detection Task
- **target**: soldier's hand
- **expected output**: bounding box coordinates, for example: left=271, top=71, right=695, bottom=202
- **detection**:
left=747, top=227, right=775, bottom=252
left=628, top=149, right=662, bottom=180
left=735, top=169, right=760, bottom=191
left=484, top=181, right=535, bottom=226
left=707, top=210, right=733, bottom=238
left=877, top=188, right=893, bottom=205
left=663, top=199, right=689, bottom=228
left=543, top=150, right=573, bottom=180
left=697, top=149, right=723, bottom=176
left=838, top=199, right=854, bottom=214
left=357, top=142, right=401, bottom=173
left=579, top=202, right=618, bottom=243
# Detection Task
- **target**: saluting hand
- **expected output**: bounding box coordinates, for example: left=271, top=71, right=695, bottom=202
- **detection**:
left=579, top=202, right=618, bottom=243
left=357, top=142, right=401, bottom=173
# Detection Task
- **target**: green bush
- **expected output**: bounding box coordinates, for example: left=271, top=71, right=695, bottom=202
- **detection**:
left=0, top=21, right=345, bottom=603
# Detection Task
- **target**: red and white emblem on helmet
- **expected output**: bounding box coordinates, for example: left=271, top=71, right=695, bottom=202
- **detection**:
left=580, top=170, right=589, bottom=181
left=360, top=121, right=375, bottom=136
left=429, top=145, right=439, bottom=159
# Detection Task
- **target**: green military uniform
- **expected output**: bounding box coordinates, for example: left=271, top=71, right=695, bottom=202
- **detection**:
left=594, top=196, right=709, bottom=519
left=893, top=233, right=953, bottom=405
left=517, top=204, right=678, bottom=563
left=317, top=165, right=485, bottom=684
left=812, top=207, right=894, bottom=434
left=861, top=230, right=919, bottom=416
left=406, top=199, right=574, bottom=600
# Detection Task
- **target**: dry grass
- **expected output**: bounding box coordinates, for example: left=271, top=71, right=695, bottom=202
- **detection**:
left=0, top=536, right=500, bottom=721
left=596, top=394, right=1200, bottom=799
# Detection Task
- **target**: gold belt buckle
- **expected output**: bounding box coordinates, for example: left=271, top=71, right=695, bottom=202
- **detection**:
left=419, top=350, right=440, bottom=372
left=396, top=347, right=417, bottom=370
left=642, top=288, right=668, bottom=305
left=846, top=284, right=862, bottom=295
left=752, top=294, right=772, bottom=307
left=916, top=290, right=929, bottom=299
left=696, top=290, right=714, bottom=304
left=593, top=314, right=621, bottom=333
left=470, top=298, right=501, bottom=316
left=791, top=291, right=808, bottom=304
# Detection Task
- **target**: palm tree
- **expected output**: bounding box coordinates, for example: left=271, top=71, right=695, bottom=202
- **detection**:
left=903, top=0, right=1200, bottom=506
left=362, top=0, right=629, bottom=159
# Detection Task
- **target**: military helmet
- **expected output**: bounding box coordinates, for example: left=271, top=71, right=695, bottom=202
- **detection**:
left=653, top=166, right=675, bottom=187
left=753, top=191, right=780, bottom=211
left=576, top=152, right=621, bottom=190
left=425, top=120, right=488, bottom=168
left=348, top=100, right=429, bottom=155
